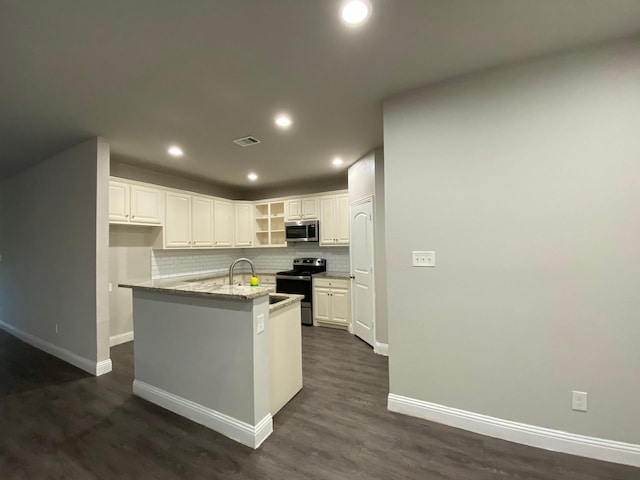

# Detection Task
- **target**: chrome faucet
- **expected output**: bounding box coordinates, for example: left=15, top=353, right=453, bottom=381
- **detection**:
left=229, top=258, right=256, bottom=286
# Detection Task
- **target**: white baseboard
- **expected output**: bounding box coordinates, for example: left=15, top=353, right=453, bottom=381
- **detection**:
left=133, top=379, right=273, bottom=449
left=0, top=320, right=112, bottom=377
left=109, top=330, right=134, bottom=347
left=96, top=359, right=113, bottom=376
left=388, top=393, right=640, bottom=468
left=374, top=341, right=389, bottom=356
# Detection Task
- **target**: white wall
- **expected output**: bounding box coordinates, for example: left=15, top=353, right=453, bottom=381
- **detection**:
left=0, top=138, right=111, bottom=374
left=384, top=40, right=640, bottom=445
left=109, top=225, right=154, bottom=342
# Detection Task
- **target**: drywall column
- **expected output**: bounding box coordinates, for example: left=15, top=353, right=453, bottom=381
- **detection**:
left=0, top=137, right=111, bottom=375
left=383, top=40, right=640, bottom=462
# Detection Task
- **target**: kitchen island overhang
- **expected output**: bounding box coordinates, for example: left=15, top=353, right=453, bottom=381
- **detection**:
left=120, top=278, right=302, bottom=449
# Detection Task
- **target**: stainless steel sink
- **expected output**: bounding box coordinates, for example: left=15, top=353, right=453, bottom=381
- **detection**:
left=268, top=294, right=289, bottom=305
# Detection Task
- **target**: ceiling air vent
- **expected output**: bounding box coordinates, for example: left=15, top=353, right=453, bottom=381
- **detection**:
left=233, top=135, right=261, bottom=147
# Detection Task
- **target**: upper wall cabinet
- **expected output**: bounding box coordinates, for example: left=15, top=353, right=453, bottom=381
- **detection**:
left=213, top=200, right=234, bottom=248
left=109, top=180, right=162, bottom=225
left=319, top=193, right=349, bottom=246
left=234, top=203, right=254, bottom=248
left=164, top=192, right=214, bottom=248
left=191, top=196, right=215, bottom=248
left=285, top=197, right=319, bottom=221
left=254, top=201, right=286, bottom=247
left=165, top=192, right=192, bottom=248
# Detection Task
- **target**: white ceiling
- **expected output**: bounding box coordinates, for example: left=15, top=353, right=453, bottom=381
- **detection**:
left=2, top=0, right=640, bottom=190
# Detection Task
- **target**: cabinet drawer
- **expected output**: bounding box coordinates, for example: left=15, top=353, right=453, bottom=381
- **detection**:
left=314, top=277, right=349, bottom=289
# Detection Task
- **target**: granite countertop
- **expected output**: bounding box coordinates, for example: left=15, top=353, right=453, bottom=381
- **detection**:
left=315, top=272, right=352, bottom=280
left=269, top=294, right=304, bottom=313
left=119, top=278, right=271, bottom=301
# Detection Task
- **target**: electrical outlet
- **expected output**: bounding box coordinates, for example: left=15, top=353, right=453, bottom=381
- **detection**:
left=412, top=251, right=436, bottom=267
left=572, top=390, right=588, bottom=412
left=256, top=314, right=265, bottom=334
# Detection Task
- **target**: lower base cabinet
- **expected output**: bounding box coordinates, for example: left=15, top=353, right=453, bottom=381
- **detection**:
left=313, top=277, right=350, bottom=329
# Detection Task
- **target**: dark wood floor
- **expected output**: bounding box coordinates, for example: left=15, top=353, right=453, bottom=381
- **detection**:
left=1, top=327, right=638, bottom=479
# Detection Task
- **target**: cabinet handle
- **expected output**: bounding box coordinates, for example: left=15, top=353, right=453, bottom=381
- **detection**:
left=132, top=215, right=135, bottom=219
left=125, top=214, right=129, bottom=218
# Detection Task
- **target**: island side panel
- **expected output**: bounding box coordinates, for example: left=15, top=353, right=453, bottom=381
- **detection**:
left=132, top=289, right=257, bottom=425
left=269, top=301, right=303, bottom=415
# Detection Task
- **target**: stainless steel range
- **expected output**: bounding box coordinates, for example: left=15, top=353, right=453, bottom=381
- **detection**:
left=276, top=258, right=327, bottom=326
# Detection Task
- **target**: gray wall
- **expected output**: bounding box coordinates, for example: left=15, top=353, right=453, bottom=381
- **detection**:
left=349, top=148, right=388, bottom=345
left=111, top=160, right=242, bottom=200
left=0, top=138, right=110, bottom=368
left=383, top=40, right=640, bottom=444
left=245, top=174, right=348, bottom=201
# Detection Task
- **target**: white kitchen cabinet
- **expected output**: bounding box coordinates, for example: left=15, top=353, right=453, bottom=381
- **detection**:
left=319, top=193, right=349, bottom=246
left=191, top=196, right=214, bottom=247
left=285, top=197, right=319, bottom=221
left=234, top=203, right=254, bottom=247
left=254, top=201, right=286, bottom=247
left=214, top=200, right=234, bottom=247
left=130, top=185, right=163, bottom=225
left=109, top=181, right=130, bottom=222
left=164, top=193, right=214, bottom=248
left=165, top=192, right=192, bottom=248
left=313, top=277, right=350, bottom=329
left=109, top=180, right=162, bottom=225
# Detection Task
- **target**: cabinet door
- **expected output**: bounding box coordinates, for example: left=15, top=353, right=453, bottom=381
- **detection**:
left=286, top=199, right=302, bottom=220
left=301, top=197, right=319, bottom=219
left=331, top=288, right=351, bottom=325
left=214, top=200, right=233, bottom=247
left=313, top=287, right=332, bottom=323
left=165, top=192, right=192, bottom=248
left=109, top=181, right=130, bottom=222
left=130, top=185, right=162, bottom=224
left=191, top=196, right=214, bottom=247
left=335, top=194, right=350, bottom=245
left=234, top=203, right=253, bottom=247
left=319, top=196, right=336, bottom=245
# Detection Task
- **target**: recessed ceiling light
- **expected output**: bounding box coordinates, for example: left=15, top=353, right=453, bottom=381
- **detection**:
left=247, top=172, right=259, bottom=181
left=332, top=157, right=345, bottom=167
left=167, top=145, right=184, bottom=157
left=275, top=114, right=292, bottom=129
left=340, top=0, right=371, bottom=25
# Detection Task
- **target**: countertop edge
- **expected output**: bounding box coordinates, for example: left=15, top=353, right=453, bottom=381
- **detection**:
left=119, top=282, right=271, bottom=301
left=269, top=294, right=304, bottom=313
left=314, top=272, right=352, bottom=280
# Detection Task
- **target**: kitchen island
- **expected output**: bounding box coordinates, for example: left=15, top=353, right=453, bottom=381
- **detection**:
left=120, top=276, right=303, bottom=449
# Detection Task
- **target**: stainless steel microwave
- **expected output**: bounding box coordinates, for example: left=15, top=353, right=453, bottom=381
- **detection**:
left=285, top=220, right=319, bottom=242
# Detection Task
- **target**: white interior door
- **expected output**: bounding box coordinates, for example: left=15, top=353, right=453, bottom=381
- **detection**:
left=350, top=198, right=375, bottom=347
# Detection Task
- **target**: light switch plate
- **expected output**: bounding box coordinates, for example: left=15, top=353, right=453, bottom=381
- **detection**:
left=412, top=251, right=436, bottom=267
left=257, top=314, right=265, bottom=334
left=108, top=283, right=113, bottom=292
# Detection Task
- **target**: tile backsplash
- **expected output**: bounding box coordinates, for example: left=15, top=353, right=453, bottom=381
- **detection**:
left=151, top=243, right=350, bottom=279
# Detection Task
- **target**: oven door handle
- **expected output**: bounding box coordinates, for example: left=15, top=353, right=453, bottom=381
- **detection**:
left=276, top=275, right=312, bottom=281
